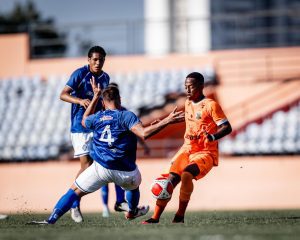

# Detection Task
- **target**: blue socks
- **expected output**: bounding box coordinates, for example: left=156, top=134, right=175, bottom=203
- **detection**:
left=115, top=185, right=125, bottom=204
left=71, top=198, right=80, bottom=208
left=48, top=189, right=79, bottom=224
left=101, top=184, right=126, bottom=205
left=125, top=187, right=140, bottom=213
left=101, top=185, right=109, bottom=205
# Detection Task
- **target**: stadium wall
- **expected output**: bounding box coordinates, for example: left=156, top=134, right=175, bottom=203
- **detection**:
left=0, top=156, right=300, bottom=214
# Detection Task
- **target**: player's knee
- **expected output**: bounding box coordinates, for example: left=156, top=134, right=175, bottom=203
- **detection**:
left=181, top=171, right=194, bottom=184
left=179, top=172, right=194, bottom=201
left=71, top=184, right=86, bottom=197
left=169, top=172, right=181, bottom=188
left=179, top=172, right=194, bottom=202
left=79, top=156, right=92, bottom=169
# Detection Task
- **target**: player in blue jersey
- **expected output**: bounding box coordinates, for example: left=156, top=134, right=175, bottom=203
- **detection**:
left=59, top=46, right=110, bottom=222
left=29, top=81, right=184, bottom=225
left=100, top=82, right=149, bottom=218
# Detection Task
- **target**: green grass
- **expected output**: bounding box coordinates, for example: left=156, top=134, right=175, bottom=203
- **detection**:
left=1, top=210, right=300, bottom=240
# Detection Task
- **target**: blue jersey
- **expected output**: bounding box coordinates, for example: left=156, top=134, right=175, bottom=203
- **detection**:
left=84, top=109, right=140, bottom=171
left=66, top=65, right=110, bottom=133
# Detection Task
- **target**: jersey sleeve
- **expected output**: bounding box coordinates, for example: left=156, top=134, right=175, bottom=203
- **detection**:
left=84, top=113, right=97, bottom=130
left=121, top=111, right=141, bottom=130
left=103, top=72, right=110, bottom=88
left=209, top=100, right=228, bottom=126
left=66, top=69, right=82, bottom=91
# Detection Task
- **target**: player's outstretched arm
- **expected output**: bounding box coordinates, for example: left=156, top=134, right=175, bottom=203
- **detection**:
left=131, top=107, right=185, bottom=140
left=60, top=85, right=91, bottom=109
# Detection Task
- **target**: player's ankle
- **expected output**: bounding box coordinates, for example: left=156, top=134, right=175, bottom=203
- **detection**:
left=172, top=214, right=184, bottom=223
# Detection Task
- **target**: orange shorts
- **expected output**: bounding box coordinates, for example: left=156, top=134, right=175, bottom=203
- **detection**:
left=169, top=147, right=215, bottom=180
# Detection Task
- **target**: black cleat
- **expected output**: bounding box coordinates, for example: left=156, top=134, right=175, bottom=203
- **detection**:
left=142, top=218, right=159, bottom=224
left=114, top=201, right=129, bottom=212
left=172, top=214, right=184, bottom=223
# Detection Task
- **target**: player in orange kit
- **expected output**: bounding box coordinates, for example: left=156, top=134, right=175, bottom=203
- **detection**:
left=143, top=72, right=232, bottom=224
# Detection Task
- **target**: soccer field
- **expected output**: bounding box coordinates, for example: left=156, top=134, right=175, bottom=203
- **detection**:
left=1, top=210, right=299, bottom=240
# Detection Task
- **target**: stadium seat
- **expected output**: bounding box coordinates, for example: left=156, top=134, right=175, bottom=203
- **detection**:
left=0, top=68, right=215, bottom=161
left=220, top=101, right=300, bottom=155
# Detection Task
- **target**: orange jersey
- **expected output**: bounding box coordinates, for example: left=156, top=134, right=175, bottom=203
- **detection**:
left=183, top=98, right=228, bottom=165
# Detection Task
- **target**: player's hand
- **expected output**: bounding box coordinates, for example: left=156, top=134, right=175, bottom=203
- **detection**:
left=204, top=131, right=215, bottom=142
left=79, top=99, right=91, bottom=109
left=166, top=106, right=185, bottom=124
left=90, top=76, right=102, bottom=98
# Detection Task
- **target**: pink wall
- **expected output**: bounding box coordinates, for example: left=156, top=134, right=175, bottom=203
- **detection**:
left=1, top=157, right=300, bottom=214
left=0, top=34, right=29, bottom=78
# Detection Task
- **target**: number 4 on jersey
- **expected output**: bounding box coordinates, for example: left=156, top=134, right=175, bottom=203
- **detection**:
left=99, top=125, right=115, bottom=146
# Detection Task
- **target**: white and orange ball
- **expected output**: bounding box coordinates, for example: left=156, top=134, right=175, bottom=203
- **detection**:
left=151, top=177, right=173, bottom=200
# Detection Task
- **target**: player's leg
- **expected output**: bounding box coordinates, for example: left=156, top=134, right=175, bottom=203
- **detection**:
left=173, top=154, right=214, bottom=223
left=142, top=173, right=180, bottom=224
left=101, top=184, right=110, bottom=217
left=70, top=133, right=93, bottom=222
left=112, top=167, right=148, bottom=219
left=143, top=148, right=188, bottom=224
left=114, top=184, right=129, bottom=212
left=47, top=160, right=104, bottom=224
left=124, top=187, right=149, bottom=220
left=172, top=164, right=198, bottom=223
left=125, top=187, right=139, bottom=215
left=70, top=154, right=93, bottom=222
left=29, top=161, right=108, bottom=225
left=47, top=185, right=87, bottom=224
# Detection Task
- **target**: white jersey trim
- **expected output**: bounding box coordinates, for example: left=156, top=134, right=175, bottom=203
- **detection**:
left=216, top=119, right=228, bottom=126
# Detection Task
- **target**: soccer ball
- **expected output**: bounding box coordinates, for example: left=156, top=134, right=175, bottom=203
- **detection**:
left=151, top=177, right=173, bottom=200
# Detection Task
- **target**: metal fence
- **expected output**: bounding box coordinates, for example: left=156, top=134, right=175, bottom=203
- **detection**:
left=28, top=8, right=300, bottom=58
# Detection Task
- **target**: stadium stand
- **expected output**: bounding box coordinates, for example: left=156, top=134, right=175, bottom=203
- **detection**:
left=220, top=99, right=300, bottom=155
left=0, top=68, right=215, bottom=161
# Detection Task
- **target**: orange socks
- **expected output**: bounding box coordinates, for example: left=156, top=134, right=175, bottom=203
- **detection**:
left=176, top=171, right=194, bottom=217
left=152, top=199, right=169, bottom=220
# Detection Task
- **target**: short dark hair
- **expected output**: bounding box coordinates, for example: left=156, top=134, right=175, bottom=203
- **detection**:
left=108, top=82, right=119, bottom=89
left=88, top=46, right=106, bottom=58
left=102, top=86, right=120, bottom=102
left=186, top=72, right=204, bottom=85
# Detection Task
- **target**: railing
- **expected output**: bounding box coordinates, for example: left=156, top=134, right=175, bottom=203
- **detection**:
left=27, top=8, right=300, bottom=58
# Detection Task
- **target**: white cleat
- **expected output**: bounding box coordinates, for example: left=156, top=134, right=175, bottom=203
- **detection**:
left=125, top=205, right=150, bottom=220
left=102, top=205, right=110, bottom=218
left=70, top=207, right=83, bottom=223
left=0, top=214, right=8, bottom=220
left=26, top=220, right=49, bottom=225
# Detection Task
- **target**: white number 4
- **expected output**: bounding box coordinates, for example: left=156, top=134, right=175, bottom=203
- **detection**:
left=99, top=125, right=114, bottom=147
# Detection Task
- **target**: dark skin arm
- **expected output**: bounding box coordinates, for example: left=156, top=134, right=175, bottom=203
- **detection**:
left=205, top=121, right=232, bottom=141
left=131, top=107, right=185, bottom=140
left=60, top=86, right=91, bottom=109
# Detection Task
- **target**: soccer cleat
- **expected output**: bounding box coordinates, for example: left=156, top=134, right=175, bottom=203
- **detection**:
left=26, top=220, right=49, bottom=225
left=114, top=201, right=129, bottom=212
left=0, top=214, right=8, bottom=220
left=102, top=205, right=110, bottom=218
left=125, top=205, right=150, bottom=220
left=141, top=218, right=159, bottom=224
left=70, top=207, right=83, bottom=223
left=172, top=214, right=184, bottom=223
